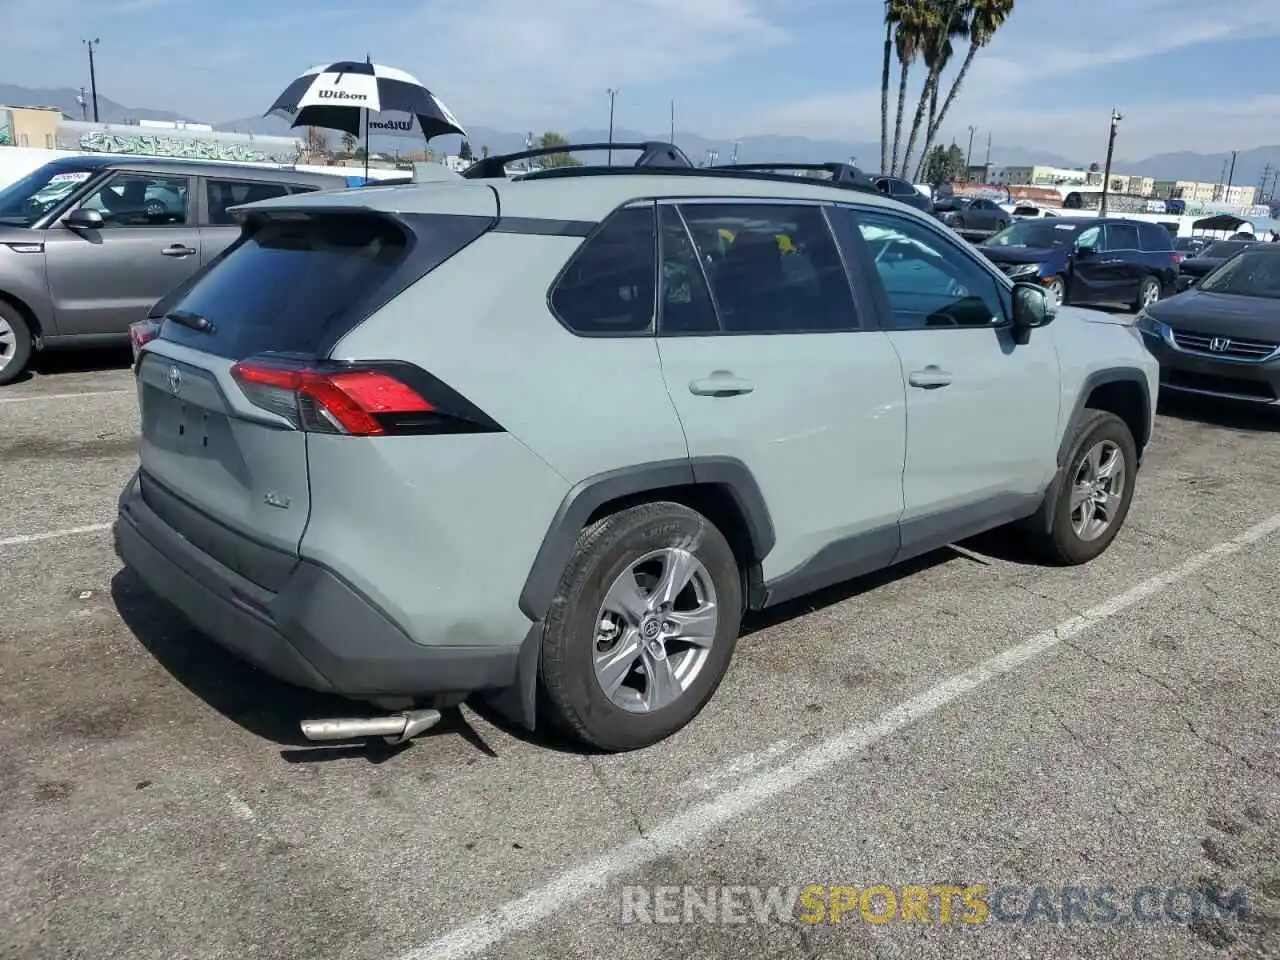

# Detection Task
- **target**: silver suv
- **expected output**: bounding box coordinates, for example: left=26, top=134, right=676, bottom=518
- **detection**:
left=113, top=144, right=1158, bottom=751
left=0, top=156, right=349, bottom=384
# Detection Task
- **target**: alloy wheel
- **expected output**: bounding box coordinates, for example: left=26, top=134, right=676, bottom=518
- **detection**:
left=592, top=547, right=719, bottom=713
left=1142, top=281, right=1160, bottom=308
left=1070, top=440, right=1126, bottom=541
left=0, top=317, right=15, bottom=372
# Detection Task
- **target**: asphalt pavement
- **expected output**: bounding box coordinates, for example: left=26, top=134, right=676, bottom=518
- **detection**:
left=1, top=347, right=1277, bottom=960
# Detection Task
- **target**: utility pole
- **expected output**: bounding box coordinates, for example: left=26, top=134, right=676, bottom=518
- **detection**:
left=730, top=141, right=741, bottom=164
left=965, top=125, right=976, bottom=173
left=669, top=99, right=675, bottom=144
left=983, top=131, right=992, bottom=182
left=1215, top=158, right=1228, bottom=201
left=1099, top=107, right=1121, bottom=217
left=1225, top=149, right=1238, bottom=202
left=82, top=39, right=101, bottom=122
left=606, top=88, right=617, bottom=165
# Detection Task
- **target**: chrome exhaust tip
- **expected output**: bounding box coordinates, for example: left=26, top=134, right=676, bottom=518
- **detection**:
left=300, top=708, right=442, bottom=745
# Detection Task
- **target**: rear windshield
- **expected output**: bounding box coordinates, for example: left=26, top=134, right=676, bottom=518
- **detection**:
left=158, top=214, right=410, bottom=359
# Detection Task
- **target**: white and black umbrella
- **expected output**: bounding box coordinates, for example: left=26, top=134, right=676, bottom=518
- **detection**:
left=267, top=59, right=466, bottom=176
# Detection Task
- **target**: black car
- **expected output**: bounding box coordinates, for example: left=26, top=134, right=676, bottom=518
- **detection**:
left=872, top=175, right=934, bottom=214
left=979, top=218, right=1180, bottom=311
left=1137, top=245, right=1280, bottom=406
left=1175, top=239, right=1257, bottom=290
left=934, top=195, right=1010, bottom=236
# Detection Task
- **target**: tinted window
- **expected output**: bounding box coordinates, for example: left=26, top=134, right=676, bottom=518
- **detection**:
left=1104, top=222, right=1141, bottom=251
left=79, top=172, right=188, bottom=226
left=858, top=210, right=1005, bottom=330
left=1137, top=221, right=1173, bottom=252
left=658, top=206, right=719, bottom=335
left=1200, top=249, right=1280, bottom=298
left=158, top=213, right=410, bottom=358
left=550, top=206, right=655, bottom=335
left=678, top=203, right=858, bottom=333
left=986, top=220, right=1083, bottom=247
left=891, top=181, right=917, bottom=197
left=1200, top=240, right=1249, bottom=259
left=205, top=179, right=291, bottom=225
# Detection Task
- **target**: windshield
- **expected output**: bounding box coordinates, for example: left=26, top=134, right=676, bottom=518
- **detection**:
left=1199, top=240, right=1250, bottom=259
left=985, top=220, right=1083, bottom=248
left=1199, top=250, right=1280, bottom=299
left=0, top=165, right=98, bottom=227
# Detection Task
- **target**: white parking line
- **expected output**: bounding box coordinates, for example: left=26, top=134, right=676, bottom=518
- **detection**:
left=401, top=510, right=1280, bottom=960
left=0, top=389, right=131, bottom=405
left=0, top=523, right=113, bottom=549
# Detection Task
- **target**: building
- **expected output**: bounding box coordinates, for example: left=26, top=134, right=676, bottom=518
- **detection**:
left=0, top=105, right=64, bottom=150
left=1152, top=180, right=1257, bottom=206
left=991, top=164, right=1104, bottom=187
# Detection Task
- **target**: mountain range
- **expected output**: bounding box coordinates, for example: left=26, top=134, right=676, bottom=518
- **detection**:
left=5, top=82, right=1279, bottom=188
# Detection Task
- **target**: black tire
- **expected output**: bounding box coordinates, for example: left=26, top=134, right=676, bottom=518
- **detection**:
left=0, top=301, right=34, bottom=386
left=1134, top=276, right=1160, bottom=312
left=539, top=501, right=743, bottom=752
left=1027, top=410, right=1138, bottom=565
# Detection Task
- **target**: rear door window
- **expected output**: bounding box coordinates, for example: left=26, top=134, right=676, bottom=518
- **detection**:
left=1104, top=222, right=1141, bottom=251
left=1137, top=221, right=1173, bottom=252
left=159, top=213, right=412, bottom=358
left=204, top=179, right=292, bottom=226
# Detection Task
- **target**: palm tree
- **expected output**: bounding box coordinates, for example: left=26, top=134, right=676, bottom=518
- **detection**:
left=901, top=0, right=968, bottom=180
left=879, top=1, right=893, bottom=174
left=890, top=3, right=930, bottom=175
left=921, top=0, right=1015, bottom=172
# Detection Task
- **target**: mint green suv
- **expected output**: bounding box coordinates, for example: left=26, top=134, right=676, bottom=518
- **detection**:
left=114, top=146, right=1158, bottom=752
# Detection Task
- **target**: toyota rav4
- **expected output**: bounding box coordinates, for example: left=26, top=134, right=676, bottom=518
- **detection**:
left=113, top=144, right=1158, bottom=752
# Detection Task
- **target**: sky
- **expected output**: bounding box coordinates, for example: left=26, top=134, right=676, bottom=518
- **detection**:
left=3, top=0, right=1280, bottom=160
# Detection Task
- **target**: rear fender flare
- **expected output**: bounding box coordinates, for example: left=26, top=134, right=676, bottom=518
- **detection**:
left=517, top=457, right=775, bottom=622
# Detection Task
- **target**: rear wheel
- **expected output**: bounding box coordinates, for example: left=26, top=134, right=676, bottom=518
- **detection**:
left=539, top=501, right=743, bottom=751
left=1135, top=276, right=1160, bottom=311
left=0, top=303, right=33, bottom=386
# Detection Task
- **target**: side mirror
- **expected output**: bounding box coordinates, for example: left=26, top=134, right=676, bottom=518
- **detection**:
left=1011, top=281, right=1056, bottom=344
left=64, top=208, right=105, bottom=230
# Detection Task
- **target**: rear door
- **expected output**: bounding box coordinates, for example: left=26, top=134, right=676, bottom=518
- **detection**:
left=43, top=170, right=201, bottom=336
left=655, top=199, right=908, bottom=593
left=1097, top=221, right=1144, bottom=302
left=136, top=192, right=498, bottom=562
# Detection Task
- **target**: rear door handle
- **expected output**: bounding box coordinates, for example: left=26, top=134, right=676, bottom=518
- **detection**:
left=689, top=373, right=755, bottom=397
left=161, top=244, right=196, bottom=257
left=908, top=366, right=953, bottom=389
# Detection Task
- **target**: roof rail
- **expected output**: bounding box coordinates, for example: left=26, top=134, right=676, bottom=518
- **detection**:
left=706, top=161, right=880, bottom=193
left=461, top=141, right=693, bottom=179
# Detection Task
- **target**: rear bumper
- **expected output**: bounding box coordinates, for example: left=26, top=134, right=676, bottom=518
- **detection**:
left=114, top=473, right=523, bottom=699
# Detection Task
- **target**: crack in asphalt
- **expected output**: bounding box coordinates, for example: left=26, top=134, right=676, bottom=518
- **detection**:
left=585, top=756, right=648, bottom=840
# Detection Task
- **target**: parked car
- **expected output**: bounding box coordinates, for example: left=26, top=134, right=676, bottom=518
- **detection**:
left=1137, top=244, right=1280, bottom=406
left=1175, top=238, right=1258, bottom=290
left=979, top=218, right=1179, bottom=310
left=937, top=196, right=1011, bottom=235
left=0, top=156, right=350, bottom=384
left=872, top=175, right=934, bottom=214
left=114, top=142, right=1156, bottom=752
left=1173, top=235, right=1215, bottom=259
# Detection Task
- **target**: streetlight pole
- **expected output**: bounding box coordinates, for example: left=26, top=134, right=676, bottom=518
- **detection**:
left=83, top=39, right=101, bottom=122
left=1099, top=107, right=1122, bottom=217
left=1225, top=149, right=1238, bottom=201
left=669, top=99, right=675, bottom=144
left=606, top=88, right=618, bottom=165
left=966, top=125, right=976, bottom=173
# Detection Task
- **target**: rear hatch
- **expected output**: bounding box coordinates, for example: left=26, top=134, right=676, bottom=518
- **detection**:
left=135, top=188, right=498, bottom=589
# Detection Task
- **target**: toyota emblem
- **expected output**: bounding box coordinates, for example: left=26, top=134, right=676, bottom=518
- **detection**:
left=167, top=365, right=182, bottom=395
left=1209, top=337, right=1231, bottom=353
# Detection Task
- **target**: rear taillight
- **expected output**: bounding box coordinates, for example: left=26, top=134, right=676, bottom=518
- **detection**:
left=228, top=358, right=501, bottom=437
left=1171, top=252, right=1185, bottom=264
left=129, top=318, right=160, bottom=366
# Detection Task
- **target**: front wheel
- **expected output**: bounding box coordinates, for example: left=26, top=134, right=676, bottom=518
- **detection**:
left=539, top=501, right=743, bottom=751
left=1043, top=276, right=1066, bottom=307
left=1027, top=410, right=1138, bottom=565
left=1135, top=276, right=1160, bottom=311
left=0, top=303, right=34, bottom=386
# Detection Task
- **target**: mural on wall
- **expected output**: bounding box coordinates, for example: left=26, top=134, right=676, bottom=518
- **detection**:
left=0, top=109, right=13, bottom=146
left=77, top=131, right=299, bottom=164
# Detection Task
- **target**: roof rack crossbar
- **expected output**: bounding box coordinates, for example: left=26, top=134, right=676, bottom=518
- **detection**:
left=462, top=141, right=693, bottom=179
left=706, top=161, right=877, bottom=189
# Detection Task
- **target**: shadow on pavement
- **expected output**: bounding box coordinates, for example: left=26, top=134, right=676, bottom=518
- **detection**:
left=111, top=567, right=498, bottom=764
left=1158, top=393, right=1279, bottom=434
left=24, top=345, right=133, bottom=381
